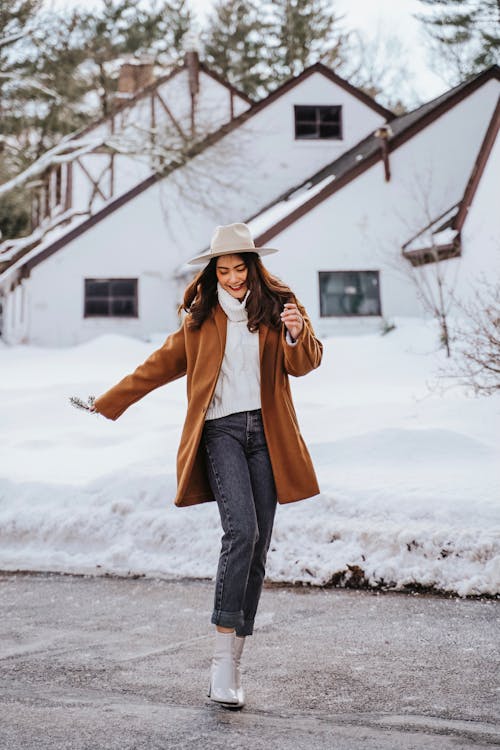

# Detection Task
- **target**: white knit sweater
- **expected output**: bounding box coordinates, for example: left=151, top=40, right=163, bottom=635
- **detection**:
left=205, top=283, right=261, bottom=421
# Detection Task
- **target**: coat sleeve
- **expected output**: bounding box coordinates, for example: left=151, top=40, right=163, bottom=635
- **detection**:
left=94, top=322, right=187, bottom=421
left=281, top=300, right=323, bottom=377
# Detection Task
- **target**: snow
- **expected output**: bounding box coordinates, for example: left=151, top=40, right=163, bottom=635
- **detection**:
left=248, top=175, right=336, bottom=237
left=0, top=208, right=87, bottom=264
left=0, top=318, right=499, bottom=597
left=402, top=205, right=460, bottom=253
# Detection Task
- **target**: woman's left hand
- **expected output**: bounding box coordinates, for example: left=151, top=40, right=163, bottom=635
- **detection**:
left=281, top=302, right=304, bottom=341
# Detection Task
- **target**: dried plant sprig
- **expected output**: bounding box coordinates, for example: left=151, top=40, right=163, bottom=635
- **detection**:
left=69, top=395, right=97, bottom=413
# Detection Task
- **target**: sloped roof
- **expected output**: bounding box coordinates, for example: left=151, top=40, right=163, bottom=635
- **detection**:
left=76, top=60, right=253, bottom=140
left=0, top=62, right=394, bottom=280
left=251, top=65, right=500, bottom=245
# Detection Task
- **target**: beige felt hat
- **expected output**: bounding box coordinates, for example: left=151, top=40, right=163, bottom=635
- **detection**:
left=187, top=222, right=278, bottom=266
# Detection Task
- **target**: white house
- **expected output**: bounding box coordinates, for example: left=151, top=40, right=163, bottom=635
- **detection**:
left=248, top=67, right=500, bottom=337
left=0, top=54, right=498, bottom=346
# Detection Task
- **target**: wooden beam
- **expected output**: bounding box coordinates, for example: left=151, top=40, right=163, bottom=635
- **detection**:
left=154, top=91, right=187, bottom=140
left=75, top=157, right=108, bottom=202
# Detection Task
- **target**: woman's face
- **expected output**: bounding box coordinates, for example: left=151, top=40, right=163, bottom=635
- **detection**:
left=215, top=254, right=249, bottom=300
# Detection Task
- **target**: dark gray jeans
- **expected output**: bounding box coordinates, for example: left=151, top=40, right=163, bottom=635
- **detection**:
left=202, top=409, right=277, bottom=636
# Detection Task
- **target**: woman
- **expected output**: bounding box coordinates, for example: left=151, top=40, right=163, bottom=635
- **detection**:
left=84, top=223, right=323, bottom=709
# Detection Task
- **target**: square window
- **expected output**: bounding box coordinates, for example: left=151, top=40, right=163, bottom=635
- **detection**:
left=84, top=278, right=138, bottom=317
left=295, top=105, right=342, bottom=140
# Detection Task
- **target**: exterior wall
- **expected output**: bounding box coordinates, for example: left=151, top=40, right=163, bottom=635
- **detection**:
left=70, top=69, right=251, bottom=215
left=208, top=71, right=386, bottom=210
left=24, top=186, right=177, bottom=347
left=6, top=75, right=498, bottom=346
left=457, top=127, right=500, bottom=302
left=69, top=70, right=385, bottom=217
left=1, top=71, right=388, bottom=346
left=1, top=280, right=29, bottom=345
left=121, top=72, right=389, bottom=261
left=260, top=80, right=500, bottom=337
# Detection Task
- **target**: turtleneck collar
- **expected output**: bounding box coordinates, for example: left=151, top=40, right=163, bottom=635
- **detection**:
left=217, top=281, right=250, bottom=322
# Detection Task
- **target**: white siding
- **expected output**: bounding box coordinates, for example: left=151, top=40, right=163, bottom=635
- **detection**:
left=261, top=80, right=500, bottom=336
left=457, top=125, right=500, bottom=301
left=69, top=69, right=252, bottom=215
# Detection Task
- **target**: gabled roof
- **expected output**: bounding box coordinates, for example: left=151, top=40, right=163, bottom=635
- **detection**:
left=250, top=65, right=500, bottom=245
left=76, top=60, right=253, bottom=140
left=237, top=61, right=393, bottom=121
left=0, top=62, right=394, bottom=280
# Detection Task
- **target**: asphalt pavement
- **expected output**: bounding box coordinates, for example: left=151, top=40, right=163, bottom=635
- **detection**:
left=0, top=573, right=498, bottom=749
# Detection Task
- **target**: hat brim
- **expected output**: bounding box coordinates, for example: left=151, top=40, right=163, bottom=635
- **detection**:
left=187, top=246, right=279, bottom=266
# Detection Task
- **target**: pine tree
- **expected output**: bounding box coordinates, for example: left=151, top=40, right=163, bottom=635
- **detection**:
left=0, top=0, right=44, bottom=239
left=26, top=10, right=91, bottom=158
left=202, top=0, right=272, bottom=98
left=0, top=0, right=44, bottom=154
left=416, top=0, right=500, bottom=83
left=0, top=1, right=193, bottom=239
left=76, top=0, right=192, bottom=117
left=269, top=0, right=347, bottom=82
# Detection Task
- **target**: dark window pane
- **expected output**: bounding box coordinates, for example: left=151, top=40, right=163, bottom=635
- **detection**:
left=296, top=122, right=317, bottom=138
left=295, top=105, right=342, bottom=140
left=111, top=280, right=135, bottom=296
left=84, top=278, right=138, bottom=318
left=111, top=298, right=136, bottom=316
left=319, top=123, right=341, bottom=138
left=295, top=106, right=316, bottom=122
left=86, top=280, right=109, bottom=297
left=319, top=271, right=380, bottom=317
left=85, top=299, right=110, bottom=316
left=55, top=166, right=62, bottom=204
left=319, top=107, right=340, bottom=123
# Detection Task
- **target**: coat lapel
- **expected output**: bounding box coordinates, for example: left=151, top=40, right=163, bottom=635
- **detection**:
left=213, top=303, right=227, bottom=358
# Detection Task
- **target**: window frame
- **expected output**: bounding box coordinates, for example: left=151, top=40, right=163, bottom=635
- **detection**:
left=84, top=278, right=139, bottom=318
left=318, top=270, right=382, bottom=318
left=294, top=105, right=343, bottom=141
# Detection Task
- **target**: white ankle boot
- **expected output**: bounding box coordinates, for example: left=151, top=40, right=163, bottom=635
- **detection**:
left=208, top=630, right=239, bottom=706
left=234, top=636, right=246, bottom=707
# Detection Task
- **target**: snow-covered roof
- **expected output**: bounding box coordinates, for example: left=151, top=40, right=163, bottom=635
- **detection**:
left=402, top=206, right=460, bottom=257
left=2, top=65, right=498, bottom=282
left=0, top=210, right=90, bottom=280
left=0, top=62, right=394, bottom=281
left=247, top=65, right=500, bottom=246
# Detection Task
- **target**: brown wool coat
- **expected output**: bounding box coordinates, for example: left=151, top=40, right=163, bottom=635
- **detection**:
left=94, top=302, right=323, bottom=507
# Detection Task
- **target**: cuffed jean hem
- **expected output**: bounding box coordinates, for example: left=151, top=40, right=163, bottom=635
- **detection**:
left=235, top=619, right=255, bottom=637
left=211, top=608, right=244, bottom=630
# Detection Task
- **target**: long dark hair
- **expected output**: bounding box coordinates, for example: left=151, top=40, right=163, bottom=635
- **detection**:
left=179, top=252, right=295, bottom=332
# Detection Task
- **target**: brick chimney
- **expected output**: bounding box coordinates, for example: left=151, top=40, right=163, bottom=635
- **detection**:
left=182, top=31, right=200, bottom=136
left=185, top=50, right=200, bottom=98
left=117, top=57, right=155, bottom=97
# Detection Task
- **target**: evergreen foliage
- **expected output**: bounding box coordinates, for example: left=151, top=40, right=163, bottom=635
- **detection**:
left=269, top=0, right=345, bottom=81
left=416, top=0, right=500, bottom=82
left=202, top=0, right=348, bottom=96
left=0, top=1, right=43, bottom=238
left=77, top=0, right=192, bottom=117
left=0, top=0, right=192, bottom=238
left=202, top=0, right=272, bottom=98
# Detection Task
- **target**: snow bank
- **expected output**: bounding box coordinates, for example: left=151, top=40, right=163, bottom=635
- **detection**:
left=0, top=318, right=498, bottom=597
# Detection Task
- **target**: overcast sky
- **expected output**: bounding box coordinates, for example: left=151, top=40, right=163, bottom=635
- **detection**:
left=43, top=0, right=447, bottom=103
